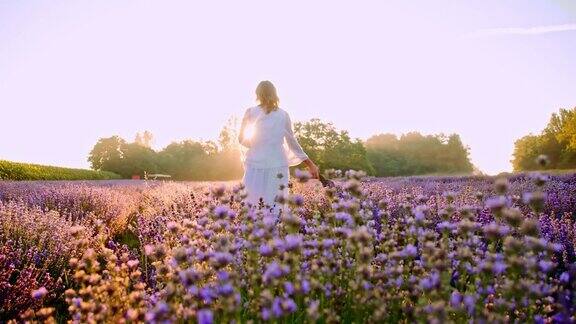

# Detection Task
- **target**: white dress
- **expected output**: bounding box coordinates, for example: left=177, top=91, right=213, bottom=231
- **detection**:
left=239, top=106, right=309, bottom=207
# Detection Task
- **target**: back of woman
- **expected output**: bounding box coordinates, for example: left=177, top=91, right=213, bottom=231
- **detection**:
left=242, top=106, right=288, bottom=168
left=239, top=81, right=319, bottom=209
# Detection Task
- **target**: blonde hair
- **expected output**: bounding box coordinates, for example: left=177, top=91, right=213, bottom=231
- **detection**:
left=256, top=81, right=279, bottom=113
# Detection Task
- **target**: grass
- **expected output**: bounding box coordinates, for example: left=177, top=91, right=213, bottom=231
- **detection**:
left=0, top=160, right=121, bottom=181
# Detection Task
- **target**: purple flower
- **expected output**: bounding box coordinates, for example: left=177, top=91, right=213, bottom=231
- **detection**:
left=463, top=294, right=476, bottom=315
left=261, top=308, right=271, bottom=320
left=179, top=269, right=201, bottom=287
left=420, top=272, right=440, bottom=291
left=203, top=230, right=214, bottom=239
left=294, top=169, right=311, bottom=182
left=284, top=281, right=295, bottom=295
left=272, top=238, right=285, bottom=251
left=282, top=298, right=297, bottom=313
left=483, top=222, right=509, bottom=240
left=450, top=291, right=462, bottom=308
left=263, top=216, right=277, bottom=228
left=538, top=260, right=555, bottom=273
left=213, top=205, right=230, bottom=218
left=300, top=279, right=311, bottom=294
left=186, top=285, right=199, bottom=296
left=552, top=312, right=571, bottom=323
left=218, top=283, right=234, bottom=296
left=485, top=196, right=506, bottom=211
left=197, top=309, right=213, bottom=324
left=560, top=272, right=570, bottom=284
left=322, top=239, right=336, bottom=248
left=362, top=278, right=374, bottom=291
left=211, top=252, right=233, bottom=267
left=146, top=301, right=169, bottom=321
left=284, top=234, right=303, bottom=251
left=71, top=297, right=82, bottom=308
left=485, top=285, right=495, bottom=295
left=402, top=244, right=418, bottom=258
left=551, top=243, right=564, bottom=252
left=335, top=212, right=354, bottom=225
left=290, top=194, right=305, bottom=206
left=31, top=287, right=48, bottom=299
left=436, top=221, right=455, bottom=232
left=200, top=287, right=215, bottom=304
left=263, top=262, right=284, bottom=283
left=216, top=271, right=229, bottom=281
left=272, top=297, right=283, bottom=317
left=493, top=262, right=507, bottom=275
left=259, top=244, right=274, bottom=257
left=522, top=192, right=547, bottom=205
left=414, top=208, right=426, bottom=222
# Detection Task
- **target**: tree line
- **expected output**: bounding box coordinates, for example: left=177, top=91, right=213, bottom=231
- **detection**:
left=88, top=119, right=475, bottom=180
left=365, top=132, right=474, bottom=176
left=512, top=107, right=576, bottom=171
left=88, top=122, right=243, bottom=180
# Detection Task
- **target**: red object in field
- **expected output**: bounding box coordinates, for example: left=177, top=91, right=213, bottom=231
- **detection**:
left=131, top=175, right=141, bottom=180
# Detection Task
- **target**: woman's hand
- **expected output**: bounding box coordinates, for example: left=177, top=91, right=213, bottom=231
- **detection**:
left=304, top=159, right=320, bottom=179
left=309, top=164, right=320, bottom=179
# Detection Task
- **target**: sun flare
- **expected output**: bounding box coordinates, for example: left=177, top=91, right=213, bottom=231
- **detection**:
left=243, top=123, right=256, bottom=141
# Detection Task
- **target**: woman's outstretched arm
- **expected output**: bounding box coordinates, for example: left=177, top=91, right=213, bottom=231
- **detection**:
left=284, top=112, right=320, bottom=179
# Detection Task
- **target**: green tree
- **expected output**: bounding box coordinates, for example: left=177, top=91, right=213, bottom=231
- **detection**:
left=512, top=135, right=544, bottom=171
left=365, top=134, right=405, bottom=176
left=89, top=134, right=160, bottom=178
left=444, top=134, right=474, bottom=173
left=157, top=140, right=209, bottom=180
left=512, top=107, right=576, bottom=171
left=366, top=132, right=473, bottom=176
left=121, top=143, right=159, bottom=177
left=88, top=136, right=126, bottom=173
left=155, top=124, right=243, bottom=181
left=294, top=119, right=374, bottom=175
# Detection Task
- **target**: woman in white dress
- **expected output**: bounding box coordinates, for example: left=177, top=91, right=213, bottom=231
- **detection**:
left=238, top=81, right=320, bottom=208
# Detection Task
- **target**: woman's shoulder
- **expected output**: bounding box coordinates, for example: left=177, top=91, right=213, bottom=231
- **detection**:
left=277, top=107, right=289, bottom=116
left=244, top=106, right=259, bottom=117
left=245, top=106, right=288, bottom=118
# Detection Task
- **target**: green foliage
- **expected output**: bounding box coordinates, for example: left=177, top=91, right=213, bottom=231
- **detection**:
left=121, top=143, right=159, bottom=178
left=0, top=160, right=121, bottom=180
left=88, top=137, right=159, bottom=178
left=512, top=107, right=576, bottom=171
left=89, top=121, right=244, bottom=181
left=155, top=120, right=243, bottom=180
left=88, top=136, right=126, bottom=172
left=88, top=118, right=474, bottom=180
left=156, top=140, right=209, bottom=180
left=156, top=140, right=243, bottom=181
left=366, top=132, right=474, bottom=176
left=294, top=119, right=375, bottom=175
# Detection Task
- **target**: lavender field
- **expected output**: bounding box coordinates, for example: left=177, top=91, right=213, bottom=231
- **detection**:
left=1, top=172, right=575, bottom=323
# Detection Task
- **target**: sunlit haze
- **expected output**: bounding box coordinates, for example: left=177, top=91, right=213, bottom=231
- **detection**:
left=1, top=0, right=576, bottom=175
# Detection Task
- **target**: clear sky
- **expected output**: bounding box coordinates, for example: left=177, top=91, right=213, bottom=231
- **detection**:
left=1, top=0, right=575, bottom=175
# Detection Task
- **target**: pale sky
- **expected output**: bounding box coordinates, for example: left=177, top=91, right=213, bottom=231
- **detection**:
left=1, top=0, right=575, bottom=175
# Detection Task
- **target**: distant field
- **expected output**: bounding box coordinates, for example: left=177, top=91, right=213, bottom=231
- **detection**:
left=0, top=160, right=121, bottom=180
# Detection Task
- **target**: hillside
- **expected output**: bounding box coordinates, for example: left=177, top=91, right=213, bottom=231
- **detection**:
left=0, top=160, right=121, bottom=180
